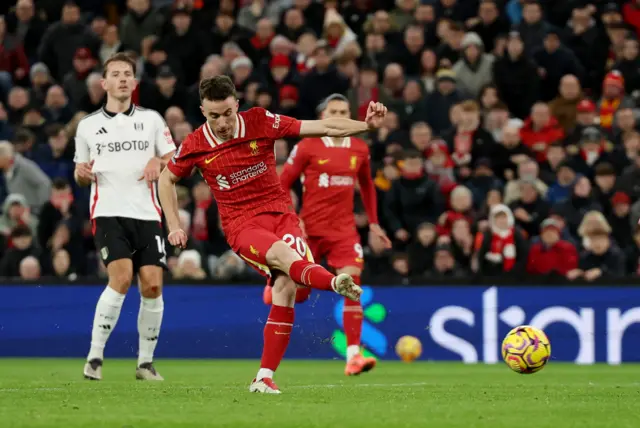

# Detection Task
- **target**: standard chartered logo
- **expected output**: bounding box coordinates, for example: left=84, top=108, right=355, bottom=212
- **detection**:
left=230, top=162, right=267, bottom=184
left=332, top=286, right=388, bottom=359
left=216, top=174, right=230, bottom=190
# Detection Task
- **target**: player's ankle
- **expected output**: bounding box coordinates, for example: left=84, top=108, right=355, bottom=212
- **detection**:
left=346, top=345, right=360, bottom=361
left=257, top=368, right=274, bottom=380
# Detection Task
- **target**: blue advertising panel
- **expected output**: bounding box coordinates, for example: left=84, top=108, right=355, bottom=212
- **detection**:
left=1, top=284, right=640, bottom=363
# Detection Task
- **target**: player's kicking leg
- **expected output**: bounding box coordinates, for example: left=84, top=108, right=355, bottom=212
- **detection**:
left=135, top=265, right=165, bottom=381
left=84, top=259, right=132, bottom=380
left=338, top=266, right=376, bottom=376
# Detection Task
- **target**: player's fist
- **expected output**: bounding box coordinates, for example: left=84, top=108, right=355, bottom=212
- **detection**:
left=365, top=101, right=387, bottom=130
left=139, top=157, right=162, bottom=184
left=75, top=160, right=95, bottom=185
left=168, top=229, right=188, bottom=249
left=370, top=224, right=392, bottom=249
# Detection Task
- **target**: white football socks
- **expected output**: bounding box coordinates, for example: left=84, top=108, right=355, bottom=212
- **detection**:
left=87, top=286, right=126, bottom=361
left=347, top=345, right=361, bottom=361
left=137, top=295, right=164, bottom=366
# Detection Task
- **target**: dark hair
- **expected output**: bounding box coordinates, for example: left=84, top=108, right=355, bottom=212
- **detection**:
left=595, top=162, right=616, bottom=176
left=403, top=149, right=423, bottom=160
left=45, top=123, right=65, bottom=138
left=13, top=127, right=36, bottom=144
left=52, top=178, right=71, bottom=190
left=10, top=225, right=32, bottom=239
left=199, top=75, right=237, bottom=102
left=102, top=52, right=137, bottom=78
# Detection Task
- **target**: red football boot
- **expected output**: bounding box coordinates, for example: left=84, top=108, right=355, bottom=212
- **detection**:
left=344, top=354, right=377, bottom=376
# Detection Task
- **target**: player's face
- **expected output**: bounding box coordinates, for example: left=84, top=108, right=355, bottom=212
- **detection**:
left=201, top=96, right=238, bottom=140
left=101, top=61, right=137, bottom=102
left=322, top=100, right=350, bottom=119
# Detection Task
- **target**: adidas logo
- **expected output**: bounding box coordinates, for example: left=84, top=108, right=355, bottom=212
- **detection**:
left=96, top=127, right=108, bottom=135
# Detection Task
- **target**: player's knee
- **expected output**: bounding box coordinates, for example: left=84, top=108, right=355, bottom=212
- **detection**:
left=140, top=281, right=162, bottom=298
left=108, top=267, right=133, bottom=293
left=266, top=240, right=301, bottom=271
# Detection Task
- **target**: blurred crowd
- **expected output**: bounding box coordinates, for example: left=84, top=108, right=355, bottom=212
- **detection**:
left=1, top=0, right=640, bottom=282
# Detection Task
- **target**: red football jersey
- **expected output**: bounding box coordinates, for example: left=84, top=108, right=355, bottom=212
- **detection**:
left=167, top=107, right=301, bottom=236
left=280, top=136, right=379, bottom=238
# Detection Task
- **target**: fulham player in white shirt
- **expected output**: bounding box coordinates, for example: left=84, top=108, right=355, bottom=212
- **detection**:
left=74, top=53, right=176, bottom=381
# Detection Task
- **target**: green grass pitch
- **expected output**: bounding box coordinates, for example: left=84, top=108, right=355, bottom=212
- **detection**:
left=0, top=359, right=638, bottom=428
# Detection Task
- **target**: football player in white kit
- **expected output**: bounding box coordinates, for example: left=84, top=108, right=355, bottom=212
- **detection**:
left=74, top=53, right=176, bottom=380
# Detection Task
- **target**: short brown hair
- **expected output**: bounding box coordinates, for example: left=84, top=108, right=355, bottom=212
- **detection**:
left=102, top=52, right=137, bottom=77
left=199, top=75, right=237, bottom=102
left=460, top=100, right=480, bottom=112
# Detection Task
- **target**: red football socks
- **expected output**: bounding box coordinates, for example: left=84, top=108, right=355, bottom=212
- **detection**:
left=343, top=276, right=363, bottom=348
left=288, top=260, right=334, bottom=291
left=260, top=305, right=294, bottom=371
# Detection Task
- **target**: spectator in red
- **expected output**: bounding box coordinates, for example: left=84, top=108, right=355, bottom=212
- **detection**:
left=424, top=138, right=457, bottom=197
left=519, top=102, right=565, bottom=162
left=566, top=98, right=597, bottom=145
left=444, top=100, right=497, bottom=180
left=609, top=191, right=633, bottom=250
left=623, top=0, right=640, bottom=39
left=0, top=16, right=30, bottom=91
left=598, top=71, right=634, bottom=131
left=526, top=218, right=578, bottom=277
left=476, top=204, right=528, bottom=276
left=437, top=185, right=474, bottom=236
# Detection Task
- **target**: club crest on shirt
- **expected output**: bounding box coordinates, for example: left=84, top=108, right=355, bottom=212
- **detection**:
left=101, top=247, right=109, bottom=260
left=250, top=245, right=260, bottom=257
left=350, top=155, right=357, bottom=170
left=249, top=140, right=259, bottom=155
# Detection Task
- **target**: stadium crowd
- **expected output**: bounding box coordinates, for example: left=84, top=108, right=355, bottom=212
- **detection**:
left=1, top=0, right=640, bottom=282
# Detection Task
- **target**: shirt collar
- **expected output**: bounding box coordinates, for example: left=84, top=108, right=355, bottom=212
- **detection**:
left=101, top=103, right=135, bottom=118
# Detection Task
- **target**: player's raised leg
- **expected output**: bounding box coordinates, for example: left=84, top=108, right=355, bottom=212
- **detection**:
left=84, top=258, right=132, bottom=380
left=338, top=265, right=376, bottom=376
left=250, top=274, right=297, bottom=394
left=135, top=265, right=165, bottom=381
left=266, top=239, right=362, bottom=301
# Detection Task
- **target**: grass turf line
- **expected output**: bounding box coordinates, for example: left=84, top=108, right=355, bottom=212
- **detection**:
left=0, top=359, right=638, bottom=428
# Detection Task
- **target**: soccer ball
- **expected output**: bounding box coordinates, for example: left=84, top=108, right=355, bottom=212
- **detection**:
left=395, top=335, right=422, bottom=362
left=501, top=325, right=551, bottom=374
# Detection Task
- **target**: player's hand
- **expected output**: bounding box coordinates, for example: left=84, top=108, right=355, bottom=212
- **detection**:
left=139, top=157, right=162, bottom=184
left=584, top=268, right=602, bottom=281
left=168, top=229, right=188, bottom=249
left=370, top=224, right=391, bottom=249
left=365, top=101, right=387, bottom=130
left=75, top=160, right=95, bottom=184
left=566, top=269, right=583, bottom=280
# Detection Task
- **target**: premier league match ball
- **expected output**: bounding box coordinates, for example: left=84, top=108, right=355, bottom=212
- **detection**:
left=501, top=325, right=551, bottom=374
left=395, top=335, right=422, bottom=363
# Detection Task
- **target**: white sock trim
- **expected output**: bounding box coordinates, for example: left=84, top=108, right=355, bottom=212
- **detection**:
left=257, top=368, right=274, bottom=380
left=347, top=345, right=361, bottom=361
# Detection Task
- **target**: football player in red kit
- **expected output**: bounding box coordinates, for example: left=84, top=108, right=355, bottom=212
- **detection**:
left=158, top=76, right=387, bottom=393
left=272, top=94, right=392, bottom=376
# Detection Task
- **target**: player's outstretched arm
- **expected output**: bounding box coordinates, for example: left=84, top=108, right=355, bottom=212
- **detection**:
left=158, top=168, right=187, bottom=248
left=299, top=101, right=387, bottom=138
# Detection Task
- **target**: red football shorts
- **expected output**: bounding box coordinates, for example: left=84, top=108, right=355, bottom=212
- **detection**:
left=228, top=212, right=313, bottom=286
left=306, top=234, right=364, bottom=271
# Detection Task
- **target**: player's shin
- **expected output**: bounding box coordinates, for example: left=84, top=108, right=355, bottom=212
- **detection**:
left=257, top=277, right=295, bottom=381
left=288, top=259, right=335, bottom=291
left=344, top=276, right=363, bottom=361
left=137, top=295, right=164, bottom=366
left=87, top=286, right=126, bottom=361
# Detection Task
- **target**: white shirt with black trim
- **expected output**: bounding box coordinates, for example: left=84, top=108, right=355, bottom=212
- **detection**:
left=74, top=105, right=176, bottom=221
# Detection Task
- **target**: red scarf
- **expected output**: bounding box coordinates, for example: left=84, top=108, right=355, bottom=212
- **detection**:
left=191, top=199, right=212, bottom=241
left=250, top=34, right=274, bottom=50
left=296, top=54, right=309, bottom=74
left=436, top=210, right=471, bottom=236
left=327, top=34, right=341, bottom=48
left=452, top=131, right=473, bottom=166
left=599, top=98, right=621, bottom=130
left=488, top=229, right=516, bottom=271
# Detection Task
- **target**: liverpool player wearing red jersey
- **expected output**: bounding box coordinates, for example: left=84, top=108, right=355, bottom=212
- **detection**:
left=158, top=76, right=387, bottom=393
left=275, top=94, right=391, bottom=376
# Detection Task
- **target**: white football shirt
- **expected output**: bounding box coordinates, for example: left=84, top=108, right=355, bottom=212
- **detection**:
left=74, top=105, right=176, bottom=221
